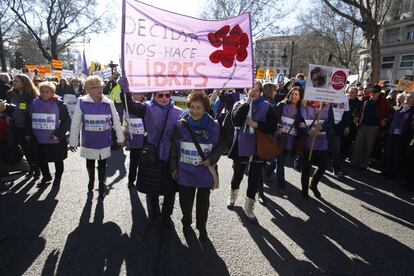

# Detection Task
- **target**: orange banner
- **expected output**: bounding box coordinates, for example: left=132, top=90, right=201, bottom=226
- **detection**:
left=51, top=59, right=63, bottom=69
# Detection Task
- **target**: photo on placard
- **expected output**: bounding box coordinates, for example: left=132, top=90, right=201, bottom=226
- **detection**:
left=309, top=65, right=331, bottom=89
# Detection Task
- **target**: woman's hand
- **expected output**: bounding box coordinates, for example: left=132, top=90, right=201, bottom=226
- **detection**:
left=343, top=127, right=350, bottom=136
left=171, top=170, right=178, bottom=180
left=245, top=118, right=258, bottom=128
left=51, top=135, right=59, bottom=141
left=69, top=146, right=77, bottom=152
left=201, top=159, right=212, bottom=167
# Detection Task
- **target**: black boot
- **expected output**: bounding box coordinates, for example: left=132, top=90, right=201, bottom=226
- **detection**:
left=98, top=163, right=106, bottom=198
left=309, top=178, right=322, bottom=199
left=87, top=165, right=95, bottom=193
left=258, top=191, right=267, bottom=205
left=301, top=179, right=309, bottom=199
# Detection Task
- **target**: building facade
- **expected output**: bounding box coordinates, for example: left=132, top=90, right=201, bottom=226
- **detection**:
left=254, top=36, right=299, bottom=77
left=359, top=0, right=414, bottom=83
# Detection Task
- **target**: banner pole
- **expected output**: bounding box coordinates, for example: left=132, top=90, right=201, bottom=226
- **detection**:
left=123, top=91, right=133, bottom=139
left=308, top=103, right=323, bottom=161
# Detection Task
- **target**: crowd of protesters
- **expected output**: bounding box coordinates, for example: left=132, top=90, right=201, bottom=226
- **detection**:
left=1, top=70, right=413, bottom=241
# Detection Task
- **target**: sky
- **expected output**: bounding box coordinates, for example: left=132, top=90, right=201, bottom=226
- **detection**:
left=81, top=0, right=207, bottom=64
left=79, top=0, right=310, bottom=65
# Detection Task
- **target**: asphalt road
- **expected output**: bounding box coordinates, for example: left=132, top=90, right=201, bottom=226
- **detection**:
left=1, top=149, right=413, bottom=276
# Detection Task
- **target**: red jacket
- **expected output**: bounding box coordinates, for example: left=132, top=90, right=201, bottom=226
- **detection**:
left=357, top=94, right=394, bottom=124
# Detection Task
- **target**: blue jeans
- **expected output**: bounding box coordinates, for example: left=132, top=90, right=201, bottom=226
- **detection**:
left=264, top=155, right=286, bottom=189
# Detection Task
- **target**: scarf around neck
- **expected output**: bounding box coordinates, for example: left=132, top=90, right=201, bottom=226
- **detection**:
left=185, top=113, right=215, bottom=143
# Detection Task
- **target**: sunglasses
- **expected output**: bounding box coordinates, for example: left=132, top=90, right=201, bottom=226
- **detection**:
left=156, top=93, right=171, bottom=99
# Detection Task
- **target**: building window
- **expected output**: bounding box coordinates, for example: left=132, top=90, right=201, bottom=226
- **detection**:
left=385, top=28, right=400, bottom=43
left=269, top=59, right=274, bottom=67
left=400, top=54, right=414, bottom=68
left=406, top=25, right=414, bottom=40
left=381, top=56, right=395, bottom=68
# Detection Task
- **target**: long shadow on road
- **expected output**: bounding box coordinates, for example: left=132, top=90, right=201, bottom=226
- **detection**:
left=231, top=206, right=319, bottom=276
left=0, top=178, right=59, bottom=276
left=55, top=195, right=125, bottom=275
left=321, top=169, right=414, bottom=228
left=265, top=181, right=414, bottom=275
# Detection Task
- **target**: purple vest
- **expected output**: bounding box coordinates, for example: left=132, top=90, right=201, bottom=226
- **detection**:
left=176, top=119, right=220, bottom=188
left=301, top=105, right=329, bottom=150
left=144, top=102, right=182, bottom=161
left=127, top=113, right=144, bottom=149
left=389, top=107, right=411, bottom=135
left=237, top=100, right=270, bottom=157
left=280, top=104, right=298, bottom=150
left=79, top=99, right=112, bottom=149
left=30, top=98, right=60, bottom=144
left=11, top=93, right=31, bottom=128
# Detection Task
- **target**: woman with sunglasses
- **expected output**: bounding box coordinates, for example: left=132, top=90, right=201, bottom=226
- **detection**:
left=28, top=81, right=71, bottom=187
left=69, top=76, right=125, bottom=198
left=119, top=77, right=182, bottom=225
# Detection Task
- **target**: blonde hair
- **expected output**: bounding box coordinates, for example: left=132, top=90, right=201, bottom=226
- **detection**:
left=14, top=74, right=39, bottom=100
left=84, top=76, right=104, bottom=93
left=38, top=81, right=56, bottom=94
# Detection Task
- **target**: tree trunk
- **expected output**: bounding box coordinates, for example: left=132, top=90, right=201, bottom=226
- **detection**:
left=0, top=27, right=7, bottom=72
left=51, top=36, right=59, bottom=60
left=370, top=34, right=381, bottom=83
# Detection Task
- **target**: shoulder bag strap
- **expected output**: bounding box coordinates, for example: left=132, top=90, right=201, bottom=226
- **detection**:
left=156, top=108, right=170, bottom=148
left=182, top=120, right=207, bottom=161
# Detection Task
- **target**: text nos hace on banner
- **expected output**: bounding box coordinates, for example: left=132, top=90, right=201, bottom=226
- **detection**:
left=125, top=17, right=200, bottom=44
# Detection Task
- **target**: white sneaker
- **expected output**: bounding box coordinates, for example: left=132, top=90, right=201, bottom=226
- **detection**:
left=227, top=188, right=239, bottom=209
left=244, top=197, right=257, bottom=222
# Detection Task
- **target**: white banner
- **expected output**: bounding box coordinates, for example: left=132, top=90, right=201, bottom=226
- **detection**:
left=304, top=64, right=349, bottom=104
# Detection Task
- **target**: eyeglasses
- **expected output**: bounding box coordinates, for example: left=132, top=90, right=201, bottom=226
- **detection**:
left=156, top=93, right=171, bottom=99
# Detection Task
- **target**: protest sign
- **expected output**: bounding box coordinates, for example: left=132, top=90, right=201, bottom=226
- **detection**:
left=51, top=59, right=63, bottom=69
left=397, top=79, right=414, bottom=93
left=171, top=95, right=188, bottom=111
left=256, top=68, right=265, bottom=80
left=62, top=69, right=74, bottom=79
left=122, top=0, right=254, bottom=93
left=304, top=64, right=349, bottom=104
left=102, top=69, right=113, bottom=81
left=63, top=94, right=78, bottom=118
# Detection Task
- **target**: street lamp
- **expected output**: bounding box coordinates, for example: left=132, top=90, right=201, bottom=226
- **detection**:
left=289, top=41, right=295, bottom=78
left=108, top=60, right=118, bottom=75
left=282, top=48, right=288, bottom=67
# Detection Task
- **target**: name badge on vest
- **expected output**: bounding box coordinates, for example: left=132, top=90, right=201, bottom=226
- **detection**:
left=32, top=113, right=56, bottom=130
left=84, top=114, right=111, bottom=132
left=281, top=116, right=297, bottom=136
left=129, top=118, right=144, bottom=135
left=180, top=141, right=212, bottom=166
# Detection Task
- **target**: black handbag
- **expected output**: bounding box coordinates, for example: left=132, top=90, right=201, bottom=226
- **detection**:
left=139, top=109, right=170, bottom=166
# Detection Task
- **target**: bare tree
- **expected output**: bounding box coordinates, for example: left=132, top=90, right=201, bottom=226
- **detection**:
left=321, top=0, right=395, bottom=83
left=200, top=0, right=293, bottom=39
left=0, top=2, right=19, bottom=71
left=6, top=0, right=113, bottom=61
left=298, top=3, right=363, bottom=74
